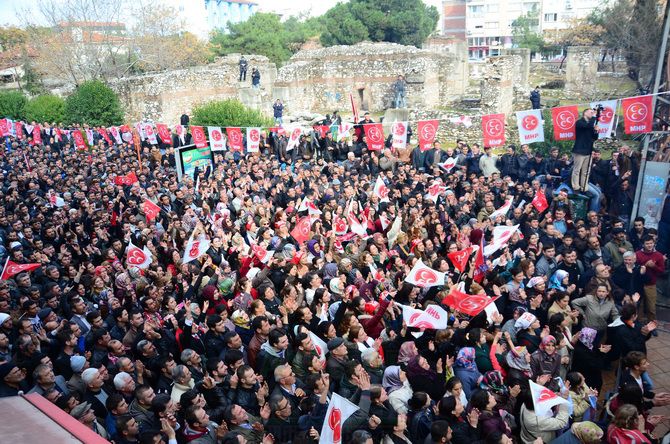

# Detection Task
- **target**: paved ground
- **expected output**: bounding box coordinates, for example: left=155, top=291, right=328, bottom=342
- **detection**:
left=601, top=305, right=670, bottom=437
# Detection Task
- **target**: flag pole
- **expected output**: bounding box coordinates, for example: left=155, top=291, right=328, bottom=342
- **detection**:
left=0, top=256, right=9, bottom=280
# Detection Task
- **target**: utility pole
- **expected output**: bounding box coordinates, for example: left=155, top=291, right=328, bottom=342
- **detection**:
left=631, top=0, right=670, bottom=220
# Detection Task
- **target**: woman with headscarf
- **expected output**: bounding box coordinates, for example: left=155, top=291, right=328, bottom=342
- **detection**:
left=530, top=335, right=562, bottom=392
left=519, top=386, right=570, bottom=444
left=549, top=270, right=570, bottom=292
left=382, top=366, right=414, bottom=414
left=515, top=312, right=542, bottom=353
left=572, top=284, right=619, bottom=336
left=453, top=347, right=482, bottom=398
left=550, top=421, right=603, bottom=444
left=406, top=355, right=446, bottom=402
left=606, top=404, right=653, bottom=444
left=305, top=239, right=323, bottom=262
left=506, top=345, right=533, bottom=383
left=397, top=341, right=418, bottom=366
left=571, top=327, right=609, bottom=393
left=481, top=370, right=518, bottom=414
left=437, top=395, right=481, bottom=444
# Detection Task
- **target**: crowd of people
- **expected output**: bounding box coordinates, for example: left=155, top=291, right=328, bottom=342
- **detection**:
left=0, top=112, right=669, bottom=444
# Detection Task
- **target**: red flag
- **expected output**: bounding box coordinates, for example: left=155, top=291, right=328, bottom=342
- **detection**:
left=350, top=93, right=359, bottom=124
left=417, top=120, right=439, bottom=151
left=99, top=128, right=112, bottom=145
left=442, top=287, right=495, bottom=317
left=363, top=123, right=384, bottom=151
left=622, top=95, right=653, bottom=134
left=15, top=121, right=23, bottom=140
left=481, top=114, right=505, bottom=147
left=126, top=242, right=153, bottom=269
left=143, top=199, right=161, bottom=222
left=551, top=105, right=578, bottom=141
left=314, top=125, right=329, bottom=138
left=447, top=247, right=473, bottom=273
left=532, top=189, right=548, bottom=213
left=31, top=125, right=42, bottom=145
left=72, top=130, right=86, bottom=150
left=191, top=126, right=207, bottom=148
left=291, top=216, right=314, bottom=245
left=226, top=127, right=244, bottom=152
left=0, top=119, right=8, bottom=137
left=333, top=214, right=348, bottom=236
left=1, top=259, right=41, bottom=280
left=127, top=171, right=139, bottom=184
left=156, top=123, right=172, bottom=145
left=473, top=240, right=486, bottom=283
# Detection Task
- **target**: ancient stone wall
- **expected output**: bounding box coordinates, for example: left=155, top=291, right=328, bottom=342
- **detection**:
left=565, top=46, right=599, bottom=97
left=274, top=42, right=467, bottom=114
left=110, top=55, right=277, bottom=124
left=500, top=48, right=530, bottom=93
left=480, top=56, right=516, bottom=116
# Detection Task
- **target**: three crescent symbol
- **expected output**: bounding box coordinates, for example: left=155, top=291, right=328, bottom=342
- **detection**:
left=626, top=103, right=648, bottom=123
left=556, top=111, right=575, bottom=130
left=486, top=118, right=503, bottom=136
left=522, top=115, right=538, bottom=131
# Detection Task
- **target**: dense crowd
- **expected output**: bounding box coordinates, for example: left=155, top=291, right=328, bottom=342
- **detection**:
left=0, top=114, right=668, bottom=444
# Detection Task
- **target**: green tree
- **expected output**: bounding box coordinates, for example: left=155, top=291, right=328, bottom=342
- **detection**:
left=511, top=11, right=546, bottom=55
left=210, top=13, right=321, bottom=66
left=0, top=91, right=27, bottom=120
left=64, top=80, right=123, bottom=126
left=24, top=95, right=66, bottom=123
left=191, top=99, right=273, bottom=128
left=320, top=0, right=438, bottom=47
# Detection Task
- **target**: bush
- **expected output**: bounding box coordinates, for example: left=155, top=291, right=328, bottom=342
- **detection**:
left=0, top=91, right=27, bottom=120
left=191, top=99, right=274, bottom=128
left=24, top=95, right=66, bottom=123
left=64, top=80, right=123, bottom=126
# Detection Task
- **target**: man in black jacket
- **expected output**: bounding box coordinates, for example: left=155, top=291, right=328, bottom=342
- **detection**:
left=572, top=108, right=599, bottom=192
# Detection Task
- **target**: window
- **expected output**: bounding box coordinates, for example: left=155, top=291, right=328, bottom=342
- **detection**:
left=544, top=13, right=558, bottom=22
left=468, top=5, right=484, bottom=16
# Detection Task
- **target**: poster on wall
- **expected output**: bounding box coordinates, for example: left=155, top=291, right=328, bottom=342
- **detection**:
left=635, top=161, right=670, bottom=230
left=175, top=145, right=213, bottom=182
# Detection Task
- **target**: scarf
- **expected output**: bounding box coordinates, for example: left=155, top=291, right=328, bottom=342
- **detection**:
left=549, top=270, right=568, bottom=291
left=571, top=421, right=603, bottom=444
left=407, top=355, right=435, bottom=380
left=579, top=327, right=597, bottom=350
left=481, top=370, right=508, bottom=395
left=506, top=346, right=531, bottom=372
left=382, top=365, right=404, bottom=394
left=398, top=342, right=418, bottom=364
left=454, top=347, right=477, bottom=371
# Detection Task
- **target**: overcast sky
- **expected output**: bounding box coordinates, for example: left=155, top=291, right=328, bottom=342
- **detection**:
left=0, top=0, right=444, bottom=27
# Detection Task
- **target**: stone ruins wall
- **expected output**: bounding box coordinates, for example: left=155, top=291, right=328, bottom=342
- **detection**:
left=274, top=42, right=468, bottom=113
left=110, top=55, right=277, bottom=124
left=480, top=56, right=516, bottom=116
left=565, top=46, right=599, bottom=97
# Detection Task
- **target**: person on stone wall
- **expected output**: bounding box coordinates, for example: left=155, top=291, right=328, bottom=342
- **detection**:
left=572, top=108, right=599, bottom=193
left=239, top=56, right=248, bottom=82
left=393, top=75, right=407, bottom=108
left=273, top=99, right=284, bottom=125
left=251, top=68, right=261, bottom=89
left=530, top=86, right=541, bottom=109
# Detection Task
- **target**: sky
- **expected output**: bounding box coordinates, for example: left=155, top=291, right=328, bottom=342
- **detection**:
left=0, top=0, right=444, bottom=28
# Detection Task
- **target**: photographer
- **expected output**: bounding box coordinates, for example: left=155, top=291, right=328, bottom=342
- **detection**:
left=571, top=108, right=599, bottom=193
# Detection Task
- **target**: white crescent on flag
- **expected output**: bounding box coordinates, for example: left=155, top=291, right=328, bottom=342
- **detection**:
left=321, top=393, right=359, bottom=444
left=529, top=380, right=568, bottom=417
left=484, top=224, right=520, bottom=256
left=438, top=157, right=457, bottom=172
left=399, top=303, right=449, bottom=329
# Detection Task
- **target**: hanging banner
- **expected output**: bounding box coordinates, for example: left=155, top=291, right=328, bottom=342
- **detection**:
left=144, top=123, right=158, bottom=145
left=551, top=105, right=579, bottom=141
left=286, top=127, right=302, bottom=151
left=85, top=129, right=95, bottom=145
left=109, top=126, right=122, bottom=144
left=99, top=128, right=112, bottom=145
left=417, top=119, right=439, bottom=151
left=226, top=127, right=244, bottom=152
left=622, top=95, right=653, bottom=134
left=155, top=123, right=172, bottom=145
left=247, top=127, right=261, bottom=153
left=0, top=119, right=8, bottom=137
left=32, top=125, right=42, bottom=145
left=207, top=126, right=226, bottom=151
left=391, top=121, right=408, bottom=150
left=589, top=99, right=617, bottom=139
left=516, top=109, right=544, bottom=144
left=191, top=126, right=207, bottom=148
left=481, top=113, right=505, bottom=147
left=72, top=130, right=86, bottom=150
left=363, top=123, right=384, bottom=151
left=14, top=121, right=23, bottom=140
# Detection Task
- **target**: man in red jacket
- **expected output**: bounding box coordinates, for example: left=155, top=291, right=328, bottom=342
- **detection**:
left=635, top=235, right=666, bottom=322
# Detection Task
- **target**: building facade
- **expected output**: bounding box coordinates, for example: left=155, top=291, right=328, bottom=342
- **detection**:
left=442, top=0, right=598, bottom=60
left=204, top=0, right=258, bottom=32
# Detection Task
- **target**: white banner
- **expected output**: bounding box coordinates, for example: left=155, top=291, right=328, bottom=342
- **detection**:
left=590, top=99, right=618, bottom=139
left=391, top=121, right=408, bottom=149
left=207, top=126, right=226, bottom=151
left=516, top=109, right=544, bottom=144
left=247, top=127, right=261, bottom=153
left=145, top=123, right=158, bottom=145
